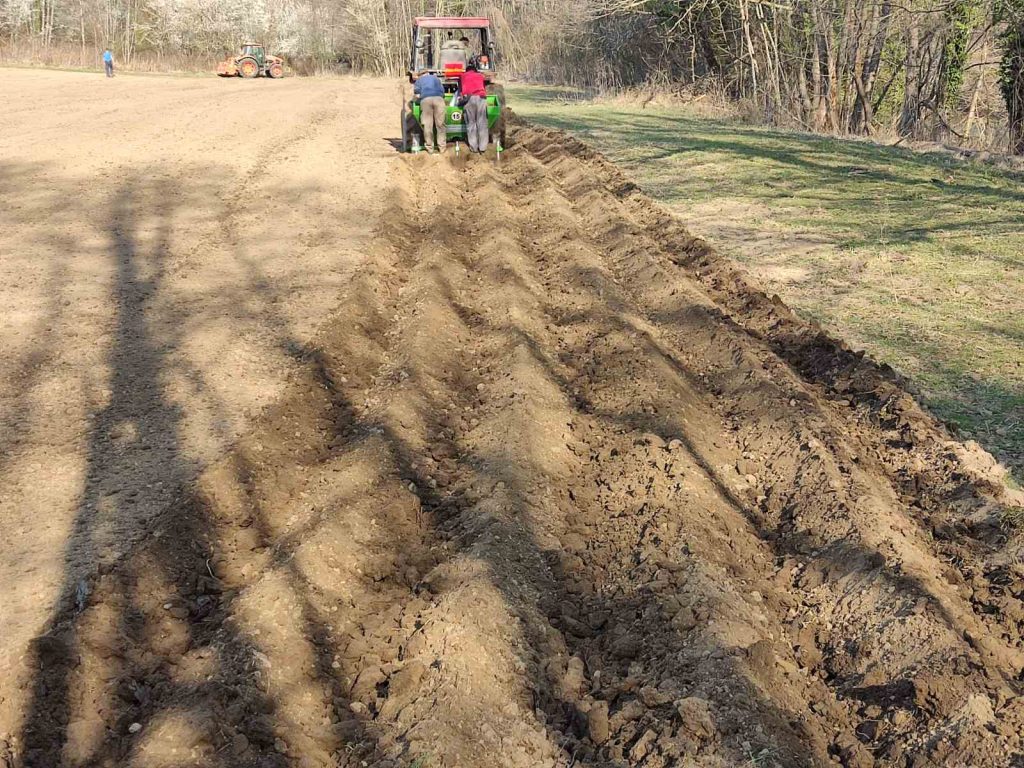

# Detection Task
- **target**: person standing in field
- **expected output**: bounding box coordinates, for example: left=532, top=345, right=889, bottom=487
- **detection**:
left=458, top=62, right=488, bottom=154
left=413, top=70, right=446, bottom=153
left=102, top=48, right=114, bottom=77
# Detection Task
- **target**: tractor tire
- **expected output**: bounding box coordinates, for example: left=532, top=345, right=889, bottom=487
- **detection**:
left=401, top=105, right=410, bottom=152
left=492, top=109, right=511, bottom=151
left=268, top=63, right=284, bottom=79
left=238, top=57, right=259, bottom=78
left=401, top=103, right=423, bottom=153
left=487, top=83, right=510, bottom=149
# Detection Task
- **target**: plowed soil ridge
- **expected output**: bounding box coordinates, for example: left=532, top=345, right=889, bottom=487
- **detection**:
left=11, top=121, right=1024, bottom=768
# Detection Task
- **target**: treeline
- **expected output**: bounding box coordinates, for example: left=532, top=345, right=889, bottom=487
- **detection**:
left=2, top=0, right=1022, bottom=152
left=570, top=0, right=1024, bottom=152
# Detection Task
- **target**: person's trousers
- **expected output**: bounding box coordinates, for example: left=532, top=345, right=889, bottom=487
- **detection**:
left=465, top=95, right=489, bottom=152
left=419, top=96, right=446, bottom=151
left=104, top=61, right=113, bottom=77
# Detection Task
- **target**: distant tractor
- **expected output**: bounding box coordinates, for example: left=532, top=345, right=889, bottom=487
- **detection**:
left=401, top=17, right=508, bottom=152
left=217, top=43, right=285, bottom=78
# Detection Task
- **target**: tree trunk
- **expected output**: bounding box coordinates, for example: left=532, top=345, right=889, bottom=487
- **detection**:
left=998, top=3, right=1024, bottom=152
left=851, top=0, right=892, bottom=133
left=899, top=10, right=923, bottom=136
left=696, top=15, right=720, bottom=76
left=965, top=40, right=988, bottom=141
left=739, top=0, right=760, bottom=98
left=811, top=7, right=828, bottom=132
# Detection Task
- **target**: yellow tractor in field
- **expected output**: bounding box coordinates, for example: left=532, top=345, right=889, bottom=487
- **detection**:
left=217, top=43, right=285, bottom=78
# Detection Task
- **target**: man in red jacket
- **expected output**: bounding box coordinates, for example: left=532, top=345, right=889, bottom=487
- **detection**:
left=458, top=63, right=489, bottom=153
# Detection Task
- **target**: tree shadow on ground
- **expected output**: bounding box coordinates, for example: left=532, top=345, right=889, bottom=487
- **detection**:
left=19, top=175, right=198, bottom=762
left=0, top=162, right=82, bottom=478
left=14, top=172, right=386, bottom=768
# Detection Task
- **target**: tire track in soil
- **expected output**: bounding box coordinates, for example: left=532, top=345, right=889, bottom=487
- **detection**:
left=240, top=104, right=340, bottom=186
left=12, top=120, right=1024, bottom=768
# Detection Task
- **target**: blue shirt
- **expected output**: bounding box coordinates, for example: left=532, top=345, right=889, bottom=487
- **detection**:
left=103, top=50, right=113, bottom=62
left=414, top=73, right=444, bottom=100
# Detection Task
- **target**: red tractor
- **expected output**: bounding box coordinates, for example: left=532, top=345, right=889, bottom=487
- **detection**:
left=217, top=43, right=285, bottom=78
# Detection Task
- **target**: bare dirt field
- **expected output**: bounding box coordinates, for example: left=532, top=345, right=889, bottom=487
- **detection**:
left=3, top=69, right=1024, bottom=768
left=0, top=69, right=399, bottom=757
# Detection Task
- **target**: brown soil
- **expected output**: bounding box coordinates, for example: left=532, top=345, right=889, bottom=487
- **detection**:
left=3, top=74, right=1024, bottom=768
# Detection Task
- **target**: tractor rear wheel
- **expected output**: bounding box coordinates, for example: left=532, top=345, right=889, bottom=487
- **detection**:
left=401, top=105, right=410, bottom=152
left=268, top=63, right=284, bottom=79
left=400, top=103, right=423, bottom=153
left=487, top=83, right=510, bottom=149
left=238, top=57, right=259, bottom=78
left=492, top=107, right=510, bottom=150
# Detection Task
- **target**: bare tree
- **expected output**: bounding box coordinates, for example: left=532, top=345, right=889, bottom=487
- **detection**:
left=1000, top=0, right=1024, bottom=151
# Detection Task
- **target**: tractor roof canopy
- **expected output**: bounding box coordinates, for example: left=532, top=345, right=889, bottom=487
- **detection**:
left=413, top=17, right=489, bottom=29
left=408, top=17, right=496, bottom=81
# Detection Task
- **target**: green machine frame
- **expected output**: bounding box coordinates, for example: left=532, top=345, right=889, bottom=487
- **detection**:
left=409, top=93, right=503, bottom=146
